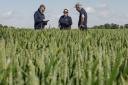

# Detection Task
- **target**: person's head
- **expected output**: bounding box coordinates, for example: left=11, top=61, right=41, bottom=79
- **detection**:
left=39, top=4, right=46, bottom=14
left=75, top=3, right=81, bottom=12
left=63, top=9, right=69, bottom=16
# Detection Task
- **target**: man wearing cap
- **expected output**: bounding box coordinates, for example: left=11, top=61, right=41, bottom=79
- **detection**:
left=34, top=4, right=49, bottom=29
left=75, top=3, right=88, bottom=30
left=59, top=9, right=72, bottom=30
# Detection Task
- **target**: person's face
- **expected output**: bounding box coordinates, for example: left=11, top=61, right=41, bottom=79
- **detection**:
left=40, top=7, right=45, bottom=14
left=64, top=12, right=68, bottom=16
left=76, top=7, right=80, bottom=12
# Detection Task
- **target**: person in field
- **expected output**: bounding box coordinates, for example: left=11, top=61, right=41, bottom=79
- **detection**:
left=59, top=9, right=72, bottom=30
left=34, top=4, right=49, bottom=29
left=75, top=3, right=88, bottom=30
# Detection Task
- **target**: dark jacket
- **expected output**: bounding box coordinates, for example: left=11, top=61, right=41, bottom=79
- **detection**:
left=78, top=8, right=87, bottom=29
left=59, top=15, right=72, bottom=29
left=34, top=9, right=47, bottom=29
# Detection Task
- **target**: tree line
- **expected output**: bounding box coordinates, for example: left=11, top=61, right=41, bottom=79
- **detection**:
left=0, top=23, right=128, bottom=29
left=0, top=24, right=15, bottom=29
left=91, top=23, right=128, bottom=29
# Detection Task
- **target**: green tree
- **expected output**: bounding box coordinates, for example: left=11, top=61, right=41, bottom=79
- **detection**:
left=0, top=24, right=3, bottom=28
left=124, top=24, right=128, bottom=28
left=110, top=23, right=119, bottom=29
left=104, top=23, right=111, bottom=29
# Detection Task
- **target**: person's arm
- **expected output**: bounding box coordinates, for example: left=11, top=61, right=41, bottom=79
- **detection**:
left=69, top=17, right=72, bottom=26
left=34, top=13, right=44, bottom=24
left=80, top=14, right=85, bottom=26
left=58, top=17, right=62, bottom=28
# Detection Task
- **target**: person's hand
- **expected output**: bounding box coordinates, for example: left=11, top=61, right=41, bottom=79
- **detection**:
left=80, top=25, right=84, bottom=28
left=43, top=20, right=49, bottom=22
left=43, top=20, right=49, bottom=25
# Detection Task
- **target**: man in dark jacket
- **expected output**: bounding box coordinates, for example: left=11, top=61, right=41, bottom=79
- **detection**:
left=75, top=3, right=88, bottom=30
left=59, top=9, right=72, bottom=30
left=34, top=4, right=49, bottom=29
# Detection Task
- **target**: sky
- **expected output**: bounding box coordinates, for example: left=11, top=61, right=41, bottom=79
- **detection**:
left=0, top=0, right=128, bottom=28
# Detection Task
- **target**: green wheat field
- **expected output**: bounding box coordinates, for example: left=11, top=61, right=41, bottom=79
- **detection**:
left=0, top=28, right=128, bottom=85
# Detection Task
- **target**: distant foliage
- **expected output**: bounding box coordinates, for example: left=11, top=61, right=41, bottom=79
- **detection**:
left=0, top=24, right=15, bottom=29
left=124, top=24, right=128, bottom=28
left=0, top=23, right=128, bottom=29
left=91, top=23, right=128, bottom=29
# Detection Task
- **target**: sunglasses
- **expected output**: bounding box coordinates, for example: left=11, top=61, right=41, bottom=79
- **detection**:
left=64, top=12, right=68, bottom=13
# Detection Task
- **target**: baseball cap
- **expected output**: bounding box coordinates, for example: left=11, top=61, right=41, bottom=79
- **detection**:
left=63, top=9, right=69, bottom=13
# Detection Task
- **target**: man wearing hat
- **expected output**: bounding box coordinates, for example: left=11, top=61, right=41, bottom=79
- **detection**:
left=34, top=4, right=49, bottom=29
left=75, top=3, right=88, bottom=30
left=59, top=9, right=72, bottom=30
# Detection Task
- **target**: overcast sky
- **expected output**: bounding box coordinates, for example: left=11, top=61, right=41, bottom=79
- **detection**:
left=0, top=0, right=128, bottom=28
